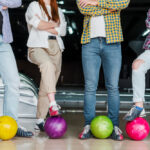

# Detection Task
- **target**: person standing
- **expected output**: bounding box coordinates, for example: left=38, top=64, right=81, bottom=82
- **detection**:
left=0, top=0, right=33, bottom=137
left=25, top=0, right=67, bottom=131
left=123, top=9, right=150, bottom=121
left=77, top=0, right=130, bottom=140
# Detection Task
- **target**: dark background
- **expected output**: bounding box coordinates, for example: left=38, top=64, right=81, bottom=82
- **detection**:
left=9, top=0, right=150, bottom=89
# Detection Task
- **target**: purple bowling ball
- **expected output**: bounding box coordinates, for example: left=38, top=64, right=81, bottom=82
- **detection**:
left=44, top=116, right=67, bottom=139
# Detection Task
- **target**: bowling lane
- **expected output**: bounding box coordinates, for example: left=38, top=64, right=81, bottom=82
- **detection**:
left=1, top=113, right=150, bottom=150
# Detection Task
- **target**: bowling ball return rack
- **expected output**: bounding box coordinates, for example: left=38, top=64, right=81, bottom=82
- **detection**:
left=0, top=74, right=150, bottom=118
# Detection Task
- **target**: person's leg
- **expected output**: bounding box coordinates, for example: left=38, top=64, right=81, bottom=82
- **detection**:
left=47, top=40, right=62, bottom=109
left=0, top=38, right=33, bottom=137
left=29, top=48, right=55, bottom=117
left=0, top=41, right=20, bottom=121
left=102, top=40, right=122, bottom=127
left=79, top=38, right=101, bottom=139
left=101, top=39, right=122, bottom=140
left=38, top=58, right=61, bottom=117
left=28, top=47, right=53, bottom=131
left=132, top=52, right=150, bottom=105
left=124, top=50, right=150, bottom=121
left=29, top=45, right=61, bottom=131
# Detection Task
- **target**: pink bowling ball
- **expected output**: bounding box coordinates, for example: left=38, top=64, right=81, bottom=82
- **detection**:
left=126, top=117, right=150, bottom=140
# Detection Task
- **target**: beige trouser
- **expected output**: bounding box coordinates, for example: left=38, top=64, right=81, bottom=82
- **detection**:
left=28, top=40, right=62, bottom=119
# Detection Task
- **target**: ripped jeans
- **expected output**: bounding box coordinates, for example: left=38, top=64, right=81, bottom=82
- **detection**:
left=132, top=50, right=150, bottom=102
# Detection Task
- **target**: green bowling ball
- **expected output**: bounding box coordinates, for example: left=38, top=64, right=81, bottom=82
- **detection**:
left=90, top=116, right=113, bottom=139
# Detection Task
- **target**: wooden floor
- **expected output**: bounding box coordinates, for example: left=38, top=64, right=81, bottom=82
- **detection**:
left=1, top=113, right=150, bottom=150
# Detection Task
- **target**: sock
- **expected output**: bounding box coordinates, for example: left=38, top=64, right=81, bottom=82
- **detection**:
left=36, top=119, right=44, bottom=124
left=49, top=101, right=57, bottom=108
left=135, top=106, right=143, bottom=111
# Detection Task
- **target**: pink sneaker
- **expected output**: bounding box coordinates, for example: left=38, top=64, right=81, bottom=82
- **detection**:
left=49, top=104, right=61, bottom=117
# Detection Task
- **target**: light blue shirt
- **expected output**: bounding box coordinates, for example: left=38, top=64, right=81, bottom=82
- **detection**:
left=0, top=0, right=22, bottom=43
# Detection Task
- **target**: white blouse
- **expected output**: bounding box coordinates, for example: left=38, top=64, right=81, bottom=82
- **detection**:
left=25, top=1, right=67, bottom=51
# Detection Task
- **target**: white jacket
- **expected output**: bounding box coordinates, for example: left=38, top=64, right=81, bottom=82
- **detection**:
left=25, top=1, right=67, bottom=51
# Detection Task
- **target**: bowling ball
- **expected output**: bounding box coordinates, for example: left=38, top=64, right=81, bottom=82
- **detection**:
left=0, top=116, right=18, bottom=140
left=44, top=116, right=67, bottom=139
left=90, top=115, right=113, bottom=139
left=126, top=117, right=150, bottom=140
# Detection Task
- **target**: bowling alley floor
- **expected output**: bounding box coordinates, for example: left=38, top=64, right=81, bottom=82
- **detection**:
left=1, top=113, right=150, bottom=150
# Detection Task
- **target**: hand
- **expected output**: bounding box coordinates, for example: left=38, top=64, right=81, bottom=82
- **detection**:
left=109, top=9, right=117, bottom=13
left=79, top=0, right=98, bottom=8
left=50, top=20, right=60, bottom=27
left=46, top=28, right=58, bottom=35
left=2, top=6, right=8, bottom=10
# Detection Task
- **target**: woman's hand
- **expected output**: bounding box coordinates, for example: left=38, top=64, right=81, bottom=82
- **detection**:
left=46, top=28, right=58, bottom=35
left=50, top=20, right=60, bottom=28
left=36, top=14, right=60, bottom=30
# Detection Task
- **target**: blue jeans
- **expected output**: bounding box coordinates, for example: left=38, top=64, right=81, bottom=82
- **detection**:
left=82, top=38, right=122, bottom=126
left=0, top=35, right=20, bottom=121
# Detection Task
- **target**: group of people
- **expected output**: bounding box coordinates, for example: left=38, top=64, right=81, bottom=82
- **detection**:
left=0, top=0, right=150, bottom=141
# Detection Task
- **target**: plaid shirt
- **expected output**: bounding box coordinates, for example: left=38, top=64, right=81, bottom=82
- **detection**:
left=143, top=9, right=150, bottom=50
left=77, top=0, right=130, bottom=44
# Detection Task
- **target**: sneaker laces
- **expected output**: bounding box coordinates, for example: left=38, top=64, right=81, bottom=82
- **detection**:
left=125, top=105, right=135, bottom=116
left=18, top=125, right=28, bottom=132
left=114, top=126, right=122, bottom=135
left=83, top=125, right=90, bottom=134
left=51, top=104, right=61, bottom=111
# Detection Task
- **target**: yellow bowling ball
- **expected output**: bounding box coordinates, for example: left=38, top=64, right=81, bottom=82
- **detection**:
left=0, top=116, right=18, bottom=140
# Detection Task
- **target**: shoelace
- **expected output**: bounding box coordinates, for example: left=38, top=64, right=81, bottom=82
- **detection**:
left=114, top=126, right=122, bottom=135
left=52, top=104, right=61, bottom=111
left=126, top=105, right=135, bottom=116
left=83, top=125, right=90, bottom=134
left=18, top=125, right=28, bottom=132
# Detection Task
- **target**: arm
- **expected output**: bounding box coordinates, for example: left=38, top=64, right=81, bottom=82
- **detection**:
left=55, top=9, right=67, bottom=36
left=25, top=2, right=57, bottom=30
left=37, top=20, right=59, bottom=30
left=0, top=0, right=21, bottom=8
left=97, top=0, right=130, bottom=10
left=146, top=9, right=150, bottom=29
left=46, top=28, right=58, bottom=35
left=77, top=0, right=112, bottom=16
